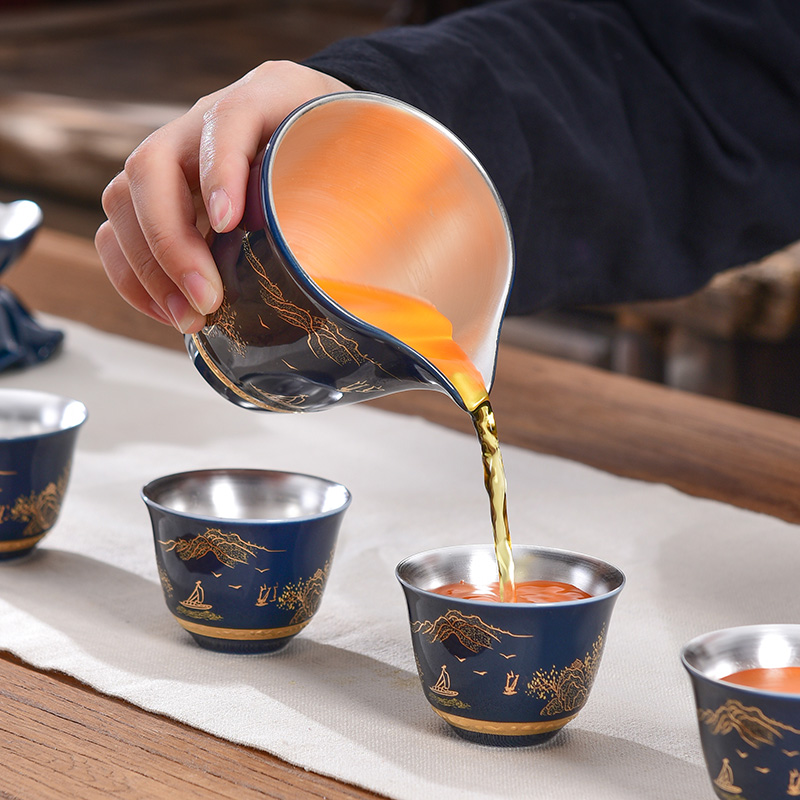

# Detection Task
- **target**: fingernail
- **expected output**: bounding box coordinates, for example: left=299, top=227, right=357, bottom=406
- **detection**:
left=149, top=302, right=171, bottom=325
left=208, top=189, right=233, bottom=233
left=183, top=270, right=219, bottom=315
left=165, top=292, right=201, bottom=334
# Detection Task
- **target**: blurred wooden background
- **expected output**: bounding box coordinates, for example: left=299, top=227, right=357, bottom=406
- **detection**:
left=1, top=0, right=799, bottom=415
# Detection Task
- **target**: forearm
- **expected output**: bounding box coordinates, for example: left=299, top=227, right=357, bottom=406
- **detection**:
left=305, top=0, right=800, bottom=313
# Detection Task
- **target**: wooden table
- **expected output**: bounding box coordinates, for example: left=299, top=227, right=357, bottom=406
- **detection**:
left=2, top=229, right=799, bottom=799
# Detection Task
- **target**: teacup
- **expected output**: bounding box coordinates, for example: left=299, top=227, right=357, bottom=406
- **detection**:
left=0, top=388, right=86, bottom=559
left=682, top=624, right=800, bottom=799
left=396, top=544, right=625, bottom=746
left=142, top=468, right=351, bottom=653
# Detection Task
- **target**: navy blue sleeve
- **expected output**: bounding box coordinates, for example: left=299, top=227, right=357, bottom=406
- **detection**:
left=303, top=0, right=800, bottom=314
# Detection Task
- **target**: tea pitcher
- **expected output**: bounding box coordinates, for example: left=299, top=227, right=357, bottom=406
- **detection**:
left=188, top=92, right=514, bottom=413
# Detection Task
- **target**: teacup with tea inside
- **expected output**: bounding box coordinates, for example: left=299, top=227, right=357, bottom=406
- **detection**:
left=396, top=544, right=625, bottom=747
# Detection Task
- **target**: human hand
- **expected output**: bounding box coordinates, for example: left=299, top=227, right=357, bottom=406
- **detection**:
left=95, top=61, right=351, bottom=334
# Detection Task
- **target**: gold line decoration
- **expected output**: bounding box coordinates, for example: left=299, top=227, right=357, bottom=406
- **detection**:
left=788, top=768, right=800, bottom=796
left=205, top=292, right=246, bottom=356
left=339, top=380, right=383, bottom=393
left=190, top=332, right=301, bottom=413
left=713, top=758, right=742, bottom=795
left=433, top=708, right=576, bottom=736
left=7, top=465, right=70, bottom=538
left=698, top=699, right=800, bottom=749
left=244, top=233, right=401, bottom=381
left=180, top=580, right=212, bottom=611
left=0, top=533, right=46, bottom=552
left=276, top=556, right=332, bottom=625
left=411, top=608, right=532, bottom=653
left=244, top=234, right=370, bottom=367
left=525, top=631, right=605, bottom=716
left=256, top=584, right=278, bottom=606
left=430, top=664, right=458, bottom=697
left=159, top=528, right=284, bottom=568
left=158, top=566, right=174, bottom=598
left=503, top=671, right=519, bottom=696
left=174, top=616, right=309, bottom=640
left=431, top=695, right=470, bottom=710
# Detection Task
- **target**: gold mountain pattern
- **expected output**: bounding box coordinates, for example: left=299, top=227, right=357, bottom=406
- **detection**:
left=159, top=528, right=284, bottom=568
left=0, top=466, right=70, bottom=537
left=412, top=609, right=531, bottom=653
left=206, top=292, right=246, bottom=356
left=243, top=234, right=371, bottom=367
left=525, top=632, right=605, bottom=716
left=699, top=699, right=800, bottom=749
left=277, top=557, right=332, bottom=625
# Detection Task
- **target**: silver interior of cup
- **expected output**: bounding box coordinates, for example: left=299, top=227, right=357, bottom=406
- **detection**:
left=397, top=544, right=624, bottom=599
left=682, top=624, right=800, bottom=682
left=143, top=469, right=351, bottom=521
left=0, top=389, right=87, bottom=439
left=0, top=199, right=42, bottom=241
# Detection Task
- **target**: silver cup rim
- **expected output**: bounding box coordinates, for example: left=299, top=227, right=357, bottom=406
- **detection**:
left=681, top=623, right=800, bottom=699
left=0, top=388, right=87, bottom=442
left=141, top=467, right=352, bottom=524
left=396, top=543, right=625, bottom=607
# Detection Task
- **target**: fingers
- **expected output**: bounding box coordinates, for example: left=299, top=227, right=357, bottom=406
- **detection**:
left=95, top=61, right=351, bottom=334
left=125, top=126, right=222, bottom=318
left=95, top=220, right=172, bottom=327
left=99, top=111, right=221, bottom=334
left=198, top=61, right=351, bottom=233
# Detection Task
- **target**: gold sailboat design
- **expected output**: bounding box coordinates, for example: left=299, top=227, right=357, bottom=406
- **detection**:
left=788, top=768, right=800, bottom=797
left=503, top=671, right=519, bottom=696
left=255, top=584, right=277, bottom=606
left=430, top=665, right=458, bottom=697
left=180, top=580, right=212, bottom=610
left=713, top=759, right=742, bottom=795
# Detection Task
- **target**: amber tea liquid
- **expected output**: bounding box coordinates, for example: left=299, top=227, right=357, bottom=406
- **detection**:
left=721, top=666, right=800, bottom=694
left=314, top=277, right=516, bottom=601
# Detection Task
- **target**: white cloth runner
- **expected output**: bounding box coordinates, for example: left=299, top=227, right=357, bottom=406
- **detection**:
left=1, top=317, right=796, bottom=800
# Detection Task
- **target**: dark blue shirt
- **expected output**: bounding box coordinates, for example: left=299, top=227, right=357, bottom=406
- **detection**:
left=305, top=0, right=800, bottom=314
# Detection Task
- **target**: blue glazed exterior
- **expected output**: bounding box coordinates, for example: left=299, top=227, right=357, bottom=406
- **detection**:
left=0, top=201, right=63, bottom=370
left=397, top=546, right=624, bottom=747
left=143, top=470, right=350, bottom=654
left=187, top=225, right=453, bottom=413
left=683, top=639, right=800, bottom=799
left=0, top=411, right=84, bottom=559
left=186, top=91, right=514, bottom=414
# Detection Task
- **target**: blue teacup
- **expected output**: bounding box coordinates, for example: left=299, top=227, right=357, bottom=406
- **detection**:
left=682, top=624, right=800, bottom=799
left=142, top=468, right=351, bottom=654
left=396, top=544, right=625, bottom=746
left=0, top=388, right=87, bottom=558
